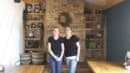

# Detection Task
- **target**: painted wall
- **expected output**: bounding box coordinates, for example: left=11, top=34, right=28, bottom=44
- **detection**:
left=0, top=0, right=25, bottom=66
left=105, top=0, right=130, bottom=62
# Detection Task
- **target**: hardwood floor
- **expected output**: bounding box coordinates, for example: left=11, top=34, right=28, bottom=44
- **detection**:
left=76, top=62, right=94, bottom=73
left=43, top=62, right=93, bottom=73
left=5, top=65, right=44, bottom=73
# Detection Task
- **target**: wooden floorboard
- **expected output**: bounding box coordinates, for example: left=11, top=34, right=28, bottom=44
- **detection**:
left=43, top=62, right=93, bottom=73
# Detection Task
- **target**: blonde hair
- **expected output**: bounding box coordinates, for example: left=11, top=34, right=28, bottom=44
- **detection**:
left=65, top=26, right=72, bottom=31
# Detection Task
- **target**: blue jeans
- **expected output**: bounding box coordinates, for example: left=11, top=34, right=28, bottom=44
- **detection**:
left=49, top=56, right=62, bottom=73
left=66, top=57, right=77, bottom=73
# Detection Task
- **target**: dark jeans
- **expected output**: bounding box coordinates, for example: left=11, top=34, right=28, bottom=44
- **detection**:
left=49, top=56, right=62, bottom=73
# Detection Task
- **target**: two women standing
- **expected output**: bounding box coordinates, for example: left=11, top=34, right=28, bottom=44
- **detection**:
left=47, top=27, right=81, bottom=73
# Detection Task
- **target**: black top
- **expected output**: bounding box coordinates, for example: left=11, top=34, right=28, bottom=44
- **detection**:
left=48, top=36, right=64, bottom=57
left=64, top=35, right=79, bottom=57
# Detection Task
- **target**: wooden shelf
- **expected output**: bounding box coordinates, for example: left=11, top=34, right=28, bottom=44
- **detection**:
left=25, top=28, right=41, bottom=30
left=23, top=2, right=45, bottom=52
left=26, top=20, right=43, bottom=22
left=85, top=9, right=106, bottom=60
left=86, top=39, right=104, bottom=40
left=27, top=13, right=44, bottom=15
left=25, top=48, right=43, bottom=51
left=26, top=38, right=40, bottom=40
left=87, top=49, right=104, bottom=50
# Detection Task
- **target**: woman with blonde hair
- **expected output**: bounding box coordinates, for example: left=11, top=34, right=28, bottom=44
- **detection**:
left=47, top=27, right=64, bottom=73
left=64, top=27, right=81, bottom=73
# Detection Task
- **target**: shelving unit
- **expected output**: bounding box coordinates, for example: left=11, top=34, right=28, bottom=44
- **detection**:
left=23, top=0, right=46, bottom=52
left=85, top=8, right=106, bottom=60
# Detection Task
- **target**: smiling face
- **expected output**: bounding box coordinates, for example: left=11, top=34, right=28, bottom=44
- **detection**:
left=53, top=28, right=60, bottom=37
left=65, top=27, right=72, bottom=37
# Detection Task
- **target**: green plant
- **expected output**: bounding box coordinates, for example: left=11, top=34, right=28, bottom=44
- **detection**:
left=58, top=12, right=72, bottom=27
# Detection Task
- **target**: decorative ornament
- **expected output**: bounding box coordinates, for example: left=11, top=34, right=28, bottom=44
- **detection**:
left=58, top=12, right=72, bottom=27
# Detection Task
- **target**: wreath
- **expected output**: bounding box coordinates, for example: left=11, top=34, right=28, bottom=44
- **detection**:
left=58, top=12, right=72, bottom=27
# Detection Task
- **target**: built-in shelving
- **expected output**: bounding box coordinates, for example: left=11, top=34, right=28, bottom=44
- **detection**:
left=85, top=8, right=106, bottom=60
left=23, top=0, right=46, bottom=52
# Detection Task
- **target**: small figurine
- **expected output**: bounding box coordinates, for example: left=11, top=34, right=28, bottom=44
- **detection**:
left=124, top=51, right=130, bottom=70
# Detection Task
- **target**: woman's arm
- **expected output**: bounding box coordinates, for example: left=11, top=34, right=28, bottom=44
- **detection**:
left=76, top=42, right=81, bottom=62
left=48, top=42, right=59, bottom=61
left=59, top=43, right=65, bottom=60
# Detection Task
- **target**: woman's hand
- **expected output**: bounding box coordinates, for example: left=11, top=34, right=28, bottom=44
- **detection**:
left=55, top=56, right=60, bottom=61
left=76, top=42, right=80, bottom=62
left=76, top=57, right=79, bottom=62
left=55, top=57, right=62, bottom=61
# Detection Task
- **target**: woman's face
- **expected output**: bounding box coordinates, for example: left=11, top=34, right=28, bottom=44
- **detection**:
left=65, top=27, right=72, bottom=36
left=53, top=28, right=60, bottom=36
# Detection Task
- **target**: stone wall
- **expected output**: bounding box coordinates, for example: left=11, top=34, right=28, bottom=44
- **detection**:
left=44, top=0, right=86, bottom=62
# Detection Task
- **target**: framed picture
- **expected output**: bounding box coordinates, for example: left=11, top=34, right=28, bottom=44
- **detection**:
left=26, top=4, right=33, bottom=13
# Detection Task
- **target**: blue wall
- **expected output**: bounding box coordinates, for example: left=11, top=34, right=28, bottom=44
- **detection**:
left=105, top=0, right=130, bottom=62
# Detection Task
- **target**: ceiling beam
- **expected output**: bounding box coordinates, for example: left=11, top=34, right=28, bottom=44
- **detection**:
left=85, top=0, right=125, bottom=10
left=105, top=0, right=125, bottom=10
